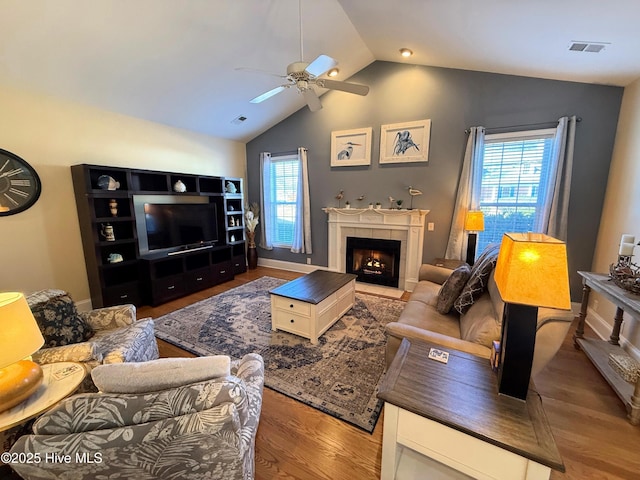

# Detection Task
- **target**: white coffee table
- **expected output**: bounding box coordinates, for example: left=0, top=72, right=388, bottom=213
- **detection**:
left=270, top=270, right=357, bottom=344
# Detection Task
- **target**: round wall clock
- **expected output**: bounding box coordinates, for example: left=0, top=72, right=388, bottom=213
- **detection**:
left=0, top=149, right=42, bottom=216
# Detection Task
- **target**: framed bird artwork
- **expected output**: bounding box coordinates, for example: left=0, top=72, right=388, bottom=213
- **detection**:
left=330, top=127, right=372, bottom=167
left=379, top=119, right=431, bottom=164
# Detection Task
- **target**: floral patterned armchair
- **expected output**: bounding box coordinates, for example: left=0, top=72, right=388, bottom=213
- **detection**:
left=8, top=354, right=265, bottom=480
left=26, top=289, right=159, bottom=376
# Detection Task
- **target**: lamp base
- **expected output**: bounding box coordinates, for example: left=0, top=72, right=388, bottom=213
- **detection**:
left=466, top=232, right=478, bottom=266
left=0, top=360, right=44, bottom=412
left=497, top=304, right=538, bottom=401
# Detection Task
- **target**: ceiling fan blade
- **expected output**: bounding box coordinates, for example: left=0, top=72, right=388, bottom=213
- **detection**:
left=305, top=54, right=338, bottom=77
left=250, top=85, right=287, bottom=104
left=302, top=88, right=322, bottom=112
left=317, top=79, right=370, bottom=96
left=235, top=67, right=286, bottom=79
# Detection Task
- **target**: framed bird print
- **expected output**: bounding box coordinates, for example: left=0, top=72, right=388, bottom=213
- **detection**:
left=379, top=119, right=431, bottom=164
left=330, top=127, right=372, bottom=167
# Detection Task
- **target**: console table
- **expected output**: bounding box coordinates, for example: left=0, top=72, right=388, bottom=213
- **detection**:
left=573, top=271, right=640, bottom=425
left=378, top=339, right=564, bottom=480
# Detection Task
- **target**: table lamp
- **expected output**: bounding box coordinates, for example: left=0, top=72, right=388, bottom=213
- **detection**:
left=0, top=292, right=45, bottom=412
left=464, top=211, right=485, bottom=266
left=494, top=233, right=570, bottom=400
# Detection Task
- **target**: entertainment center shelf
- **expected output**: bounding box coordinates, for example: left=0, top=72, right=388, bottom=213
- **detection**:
left=71, top=164, right=246, bottom=308
left=140, top=246, right=234, bottom=306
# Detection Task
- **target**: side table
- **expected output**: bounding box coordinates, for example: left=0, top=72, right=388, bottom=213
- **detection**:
left=0, top=362, right=86, bottom=432
left=377, top=339, right=564, bottom=480
left=573, top=271, right=640, bottom=425
left=1, top=362, right=86, bottom=459
left=430, top=258, right=466, bottom=270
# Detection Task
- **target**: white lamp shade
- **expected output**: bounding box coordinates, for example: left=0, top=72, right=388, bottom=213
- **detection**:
left=494, top=233, right=571, bottom=310
left=0, top=292, right=45, bottom=369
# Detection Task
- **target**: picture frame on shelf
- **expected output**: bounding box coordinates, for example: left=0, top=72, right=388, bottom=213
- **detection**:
left=379, top=119, right=431, bottom=164
left=330, top=127, right=373, bottom=167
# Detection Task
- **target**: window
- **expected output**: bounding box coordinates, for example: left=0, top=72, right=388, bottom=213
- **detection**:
left=476, top=129, right=556, bottom=254
left=264, top=154, right=299, bottom=248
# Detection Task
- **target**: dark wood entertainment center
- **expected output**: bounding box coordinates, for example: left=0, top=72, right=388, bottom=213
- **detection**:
left=71, top=164, right=246, bottom=308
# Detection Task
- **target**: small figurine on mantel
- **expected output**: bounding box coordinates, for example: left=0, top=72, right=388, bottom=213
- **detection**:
left=335, top=190, right=344, bottom=208
left=407, top=186, right=423, bottom=210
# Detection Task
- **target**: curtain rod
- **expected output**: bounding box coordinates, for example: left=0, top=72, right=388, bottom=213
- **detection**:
left=465, top=116, right=582, bottom=134
left=271, top=149, right=299, bottom=157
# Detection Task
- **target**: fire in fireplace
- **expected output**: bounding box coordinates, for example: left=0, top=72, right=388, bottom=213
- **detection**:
left=346, top=237, right=401, bottom=288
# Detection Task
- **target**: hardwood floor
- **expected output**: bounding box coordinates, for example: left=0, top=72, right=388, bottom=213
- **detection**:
left=140, top=267, right=640, bottom=480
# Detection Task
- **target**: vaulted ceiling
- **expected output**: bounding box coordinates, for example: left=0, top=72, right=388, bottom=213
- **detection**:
left=1, top=0, right=638, bottom=142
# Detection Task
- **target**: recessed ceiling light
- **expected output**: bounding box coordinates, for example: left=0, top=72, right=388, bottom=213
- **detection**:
left=399, top=48, right=413, bottom=58
left=327, top=68, right=339, bottom=77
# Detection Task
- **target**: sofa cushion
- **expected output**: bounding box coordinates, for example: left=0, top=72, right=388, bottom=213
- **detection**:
left=487, top=271, right=505, bottom=326
left=399, top=300, right=462, bottom=339
left=436, top=264, right=472, bottom=314
left=91, top=355, right=232, bottom=393
left=409, top=280, right=442, bottom=307
left=27, top=289, right=94, bottom=348
left=459, top=294, right=501, bottom=348
left=453, top=243, right=500, bottom=315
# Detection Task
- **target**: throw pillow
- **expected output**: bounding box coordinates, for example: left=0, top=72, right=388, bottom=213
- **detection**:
left=453, top=243, right=501, bottom=315
left=436, top=264, right=472, bottom=314
left=27, top=289, right=94, bottom=348
left=91, top=356, right=232, bottom=393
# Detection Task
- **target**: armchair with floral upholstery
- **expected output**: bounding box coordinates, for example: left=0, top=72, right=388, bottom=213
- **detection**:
left=8, top=354, right=265, bottom=480
left=26, top=289, right=159, bottom=376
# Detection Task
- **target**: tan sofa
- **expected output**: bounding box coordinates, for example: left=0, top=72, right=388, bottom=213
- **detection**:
left=385, top=260, right=575, bottom=377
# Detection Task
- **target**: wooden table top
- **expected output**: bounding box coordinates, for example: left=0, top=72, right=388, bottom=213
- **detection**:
left=378, top=339, right=564, bottom=472
left=269, top=270, right=357, bottom=304
left=578, top=271, right=640, bottom=317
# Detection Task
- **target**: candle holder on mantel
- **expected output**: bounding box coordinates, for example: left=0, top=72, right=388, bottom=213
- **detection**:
left=609, top=235, right=640, bottom=294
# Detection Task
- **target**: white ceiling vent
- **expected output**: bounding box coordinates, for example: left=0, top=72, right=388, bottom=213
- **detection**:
left=569, top=41, right=608, bottom=53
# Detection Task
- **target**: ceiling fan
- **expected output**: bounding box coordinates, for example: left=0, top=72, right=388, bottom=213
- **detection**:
left=244, top=0, right=369, bottom=112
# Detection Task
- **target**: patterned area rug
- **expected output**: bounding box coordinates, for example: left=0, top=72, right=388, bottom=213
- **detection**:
left=153, top=276, right=405, bottom=432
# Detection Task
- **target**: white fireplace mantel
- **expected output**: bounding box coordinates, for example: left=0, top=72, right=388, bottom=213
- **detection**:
left=323, top=208, right=429, bottom=292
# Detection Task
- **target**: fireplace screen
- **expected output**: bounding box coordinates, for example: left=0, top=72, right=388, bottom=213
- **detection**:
left=346, top=237, right=401, bottom=288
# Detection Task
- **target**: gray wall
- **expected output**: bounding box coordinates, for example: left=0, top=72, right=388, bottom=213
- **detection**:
left=246, top=61, right=623, bottom=300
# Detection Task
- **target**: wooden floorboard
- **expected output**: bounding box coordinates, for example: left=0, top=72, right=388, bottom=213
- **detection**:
left=140, top=266, right=640, bottom=480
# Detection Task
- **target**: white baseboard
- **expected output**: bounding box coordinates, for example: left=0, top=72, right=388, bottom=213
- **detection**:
left=585, top=306, right=640, bottom=362
left=75, top=298, right=93, bottom=313
left=257, top=257, right=323, bottom=274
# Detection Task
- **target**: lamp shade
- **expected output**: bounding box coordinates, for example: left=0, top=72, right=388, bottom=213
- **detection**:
left=494, top=233, right=571, bottom=310
left=464, top=211, right=485, bottom=232
left=0, top=292, right=44, bottom=369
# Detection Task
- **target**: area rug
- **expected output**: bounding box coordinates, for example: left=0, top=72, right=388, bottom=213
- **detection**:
left=153, top=276, right=405, bottom=432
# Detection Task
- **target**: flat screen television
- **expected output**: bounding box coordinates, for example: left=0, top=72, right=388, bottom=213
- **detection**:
left=144, top=202, right=218, bottom=252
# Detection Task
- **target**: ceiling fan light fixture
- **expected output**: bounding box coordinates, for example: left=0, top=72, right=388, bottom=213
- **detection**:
left=327, top=68, right=339, bottom=77
left=399, top=48, right=413, bottom=58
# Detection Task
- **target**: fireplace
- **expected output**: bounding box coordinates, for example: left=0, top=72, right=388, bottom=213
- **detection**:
left=323, top=207, right=429, bottom=292
left=346, top=237, right=401, bottom=288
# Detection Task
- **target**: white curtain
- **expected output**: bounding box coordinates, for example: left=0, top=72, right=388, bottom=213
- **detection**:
left=541, top=116, right=576, bottom=241
left=291, top=147, right=312, bottom=254
left=445, top=127, right=485, bottom=260
left=259, top=151, right=273, bottom=250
